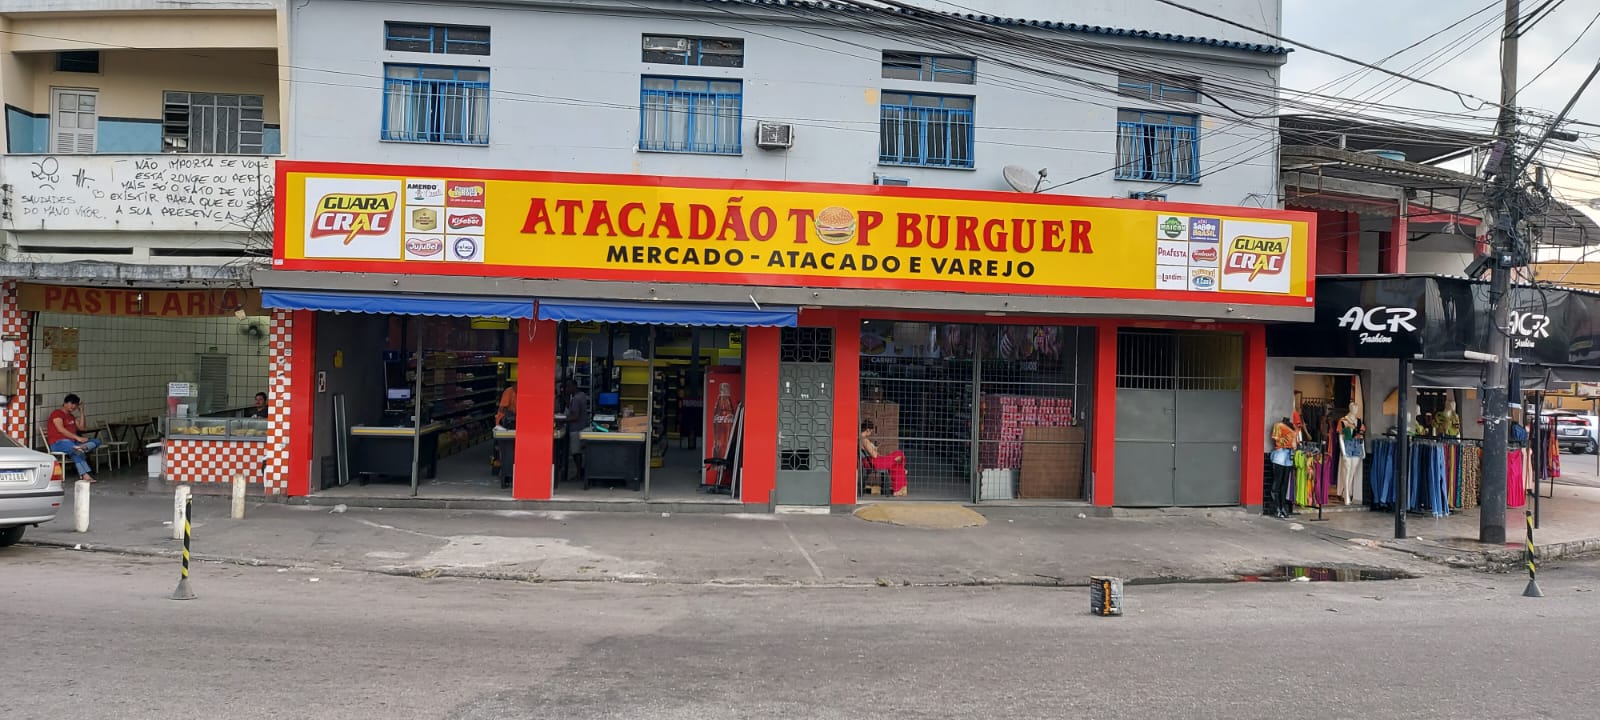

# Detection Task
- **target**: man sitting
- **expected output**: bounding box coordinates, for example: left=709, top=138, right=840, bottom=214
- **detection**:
left=48, top=393, right=101, bottom=483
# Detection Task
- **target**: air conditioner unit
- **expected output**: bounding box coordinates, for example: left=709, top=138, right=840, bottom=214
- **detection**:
left=755, top=121, right=793, bottom=149
left=874, top=174, right=910, bottom=186
left=1128, top=191, right=1167, bottom=202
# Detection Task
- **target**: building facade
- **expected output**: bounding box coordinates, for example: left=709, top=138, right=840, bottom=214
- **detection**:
left=0, top=0, right=287, bottom=490
left=255, top=0, right=1311, bottom=511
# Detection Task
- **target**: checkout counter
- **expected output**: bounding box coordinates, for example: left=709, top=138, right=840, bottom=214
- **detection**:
left=493, top=422, right=568, bottom=490
left=348, top=422, right=443, bottom=482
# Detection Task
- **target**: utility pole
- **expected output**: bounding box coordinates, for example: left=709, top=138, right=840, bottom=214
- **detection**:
left=1480, top=0, right=1519, bottom=545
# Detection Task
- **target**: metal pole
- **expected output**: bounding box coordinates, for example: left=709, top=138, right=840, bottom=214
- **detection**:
left=410, top=319, right=424, bottom=498
left=969, top=323, right=983, bottom=504
left=1396, top=357, right=1410, bottom=539
left=1479, top=0, right=1519, bottom=546
left=643, top=328, right=655, bottom=499
left=170, top=494, right=195, bottom=600
left=1533, top=390, right=1542, bottom=529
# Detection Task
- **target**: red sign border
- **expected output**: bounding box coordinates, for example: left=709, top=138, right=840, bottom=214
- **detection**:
left=273, top=160, right=1318, bottom=308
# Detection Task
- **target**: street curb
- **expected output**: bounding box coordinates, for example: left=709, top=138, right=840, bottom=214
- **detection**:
left=18, top=538, right=1337, bottom=590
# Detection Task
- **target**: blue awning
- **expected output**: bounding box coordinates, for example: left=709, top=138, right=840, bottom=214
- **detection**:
left=536, top=299, right=797, bottom=327
left=261, top=290, right=534, bottom=319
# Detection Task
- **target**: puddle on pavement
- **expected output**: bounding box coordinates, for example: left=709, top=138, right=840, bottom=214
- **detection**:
left=1237, top=565, right=1416, bottom=582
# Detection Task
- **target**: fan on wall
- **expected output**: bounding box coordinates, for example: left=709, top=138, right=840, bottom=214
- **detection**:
left=238, top=319, right=266, bottom=341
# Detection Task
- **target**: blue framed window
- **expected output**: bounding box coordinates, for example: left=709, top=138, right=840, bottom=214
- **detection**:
left=881, top=52, right=975, bottom=84
left=642, top=35, right=744, bottom=67
left=639, top=77, right=742, bottom=155
left=879, top=92, right=974, bottom=169
left=383, top=65, right=490, bottom=145
left=385, top=22, right=490, bottom=56
left=1117, top=73, right=1200, bottom=103
left=1115, top=110, right=1199, bottom=183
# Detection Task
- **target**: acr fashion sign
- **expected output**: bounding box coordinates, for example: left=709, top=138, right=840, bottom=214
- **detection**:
left=1267, top=275, right=1600, bottom=367
left=16, top=284, right=263, bottom=318
left=274, top=162, right=1315, bottom=305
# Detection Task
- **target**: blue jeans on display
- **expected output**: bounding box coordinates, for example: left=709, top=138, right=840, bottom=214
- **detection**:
left=50, top=438, right=100, bottom=477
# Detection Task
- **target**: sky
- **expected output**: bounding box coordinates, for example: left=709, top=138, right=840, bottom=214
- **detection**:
left=1279, top=0, right=1600, bottom=256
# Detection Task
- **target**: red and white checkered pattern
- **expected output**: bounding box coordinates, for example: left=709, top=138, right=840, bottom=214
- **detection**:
left=165, top=438, right=266, bottom=486
left=0, top=282, right=31, bottom=445
left=261, top=310, right=294, bottom=495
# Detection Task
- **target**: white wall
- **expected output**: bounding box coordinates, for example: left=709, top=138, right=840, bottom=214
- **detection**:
left=31, top=313, right=271, bottom=438
left=288, top=0, right=1284, bottom=206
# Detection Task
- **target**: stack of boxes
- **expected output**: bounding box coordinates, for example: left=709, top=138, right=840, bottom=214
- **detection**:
left=979, top=395, right=1082, bottom=499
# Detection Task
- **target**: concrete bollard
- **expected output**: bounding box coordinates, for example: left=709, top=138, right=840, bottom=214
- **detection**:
left=73, top=480, right=90, bottom=533
left=173, top=485, right=190, bottom=540
left=231, top=475, right=246, bottom=520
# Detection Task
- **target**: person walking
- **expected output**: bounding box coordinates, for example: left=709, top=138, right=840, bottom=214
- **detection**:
left=48, top=393, right=101, bottom=483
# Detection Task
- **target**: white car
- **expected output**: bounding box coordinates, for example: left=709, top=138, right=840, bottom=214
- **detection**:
left=1544, top=411, right=1600, bottom=454
left=0, top=434, right=63, bottom=547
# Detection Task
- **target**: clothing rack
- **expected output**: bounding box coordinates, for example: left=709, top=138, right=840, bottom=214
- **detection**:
left=1370, top=437, right=1482, bottom=517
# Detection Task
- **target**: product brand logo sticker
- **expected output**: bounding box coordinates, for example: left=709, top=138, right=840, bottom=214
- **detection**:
left=1160, top=216, right=1186, bottom=239
left=1189, top=245, right=1219, bottom=264
left=407, top=180, right=444, bottom=203
left=446, top=181, right=486, bottom=208
left=447, top=213, right=485, bottom=230
left=311, top=193, right=397, bottom=245
left=452, top=237, right=479, bottom=260
left=1188, top=217, right=1220, bottom=242
left=405, top=236, right=443, bottom=258
left=1224, top=236, right=1289, bottom=280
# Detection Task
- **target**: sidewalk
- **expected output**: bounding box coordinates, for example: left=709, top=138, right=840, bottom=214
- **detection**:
left=1287, top=483, right=1600, bottom=570
left=22, top=482, right=1441, bottom=587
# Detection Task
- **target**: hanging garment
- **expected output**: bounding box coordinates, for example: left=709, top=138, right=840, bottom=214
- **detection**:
left=1370, top=439, right=1396, bottom=507
left=1507, top=449, right=1527, bottom=508
left=1428, top=443, right=1448, bottom=517
left=1548, top=430, right=1561, bottom=479
left=1462, top=444, right=1481, bottom=509
left=1293, top=451, right=1311, bottom=507
left=1313, top=452, right=1333, bottom=507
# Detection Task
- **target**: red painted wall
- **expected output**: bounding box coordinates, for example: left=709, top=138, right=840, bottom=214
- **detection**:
left=1240, top=325, right=1267, bottom=507
left=513, top=319, right=557, bottom=500
left=1091, top=321, right=1118, bottom=507
left=827, top=311, right=861, bottom=505
left=286, top=310, right=317, bottom=497
left=740, top=326, right=780, bottom=504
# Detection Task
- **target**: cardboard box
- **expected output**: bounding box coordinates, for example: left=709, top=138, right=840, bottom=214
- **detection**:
left=1018, top=426, right=1085, bottom=499
left=859, top=401, right=900, bottom=455
left=619, top=416, right=650, bottom=433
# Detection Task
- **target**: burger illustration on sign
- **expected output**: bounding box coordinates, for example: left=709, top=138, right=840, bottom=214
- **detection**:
left=814, top=206, right=856, bottom=245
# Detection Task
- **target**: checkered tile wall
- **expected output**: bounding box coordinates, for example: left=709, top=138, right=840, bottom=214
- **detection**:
left=1, top=282, right=31, bottom=445
left=262, top=310, right=294, bottom=494
left=166, top=439, right=266, bottom=486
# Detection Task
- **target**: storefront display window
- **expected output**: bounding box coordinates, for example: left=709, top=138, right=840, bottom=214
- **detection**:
left=858, top=320, right=1092, bottom=501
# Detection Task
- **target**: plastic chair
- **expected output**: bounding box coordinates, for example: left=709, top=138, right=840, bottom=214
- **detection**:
left=859, top=447, right=890, bottom=496
left=37, top=424, right=72, bottom=476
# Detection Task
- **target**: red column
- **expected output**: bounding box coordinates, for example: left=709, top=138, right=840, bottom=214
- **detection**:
left=284, top=310, right=317, bottom=497
left=1090, top=322, right=1117, bottom=507
left=512, top=319, right=557, bottom=500
left=1240, top=325, right=1267, bottom=507
left=1343, top=211, right=1362, bottom=274
left=740, top=325, right=780, bottom=506
left=830, top=311, right=861, bottom=505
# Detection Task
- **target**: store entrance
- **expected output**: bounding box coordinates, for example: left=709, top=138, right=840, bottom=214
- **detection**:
left=858, top=321, right=1093, bottom=502
left=553, top=322, right=745, bottom=502
left=1113, top=330, right=1243, bottom=507
left=313, top=313, right=515, bottom=497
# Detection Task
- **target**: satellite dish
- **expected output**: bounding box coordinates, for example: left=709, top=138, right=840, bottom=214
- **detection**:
left=1003, top=165, right=1046, bottom=193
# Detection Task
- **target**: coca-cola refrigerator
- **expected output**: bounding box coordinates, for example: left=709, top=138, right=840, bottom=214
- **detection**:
left=703, top=367, right=743, bottom=487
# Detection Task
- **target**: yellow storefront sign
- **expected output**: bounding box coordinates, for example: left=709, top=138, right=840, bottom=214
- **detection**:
left=275, top=162, right=1315, bottom=304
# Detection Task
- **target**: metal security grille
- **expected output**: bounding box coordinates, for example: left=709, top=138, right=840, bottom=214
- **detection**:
left=776, top=327, right=835, bottom=506
left=977, top=325, right=1091, bottom=500
left=859, top=321, right=1092, bottom=501
left=1114, top=330, right=1243, bottom=506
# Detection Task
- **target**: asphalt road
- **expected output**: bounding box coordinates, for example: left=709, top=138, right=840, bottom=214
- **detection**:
left=4, top=547, right=1600, bottom=719
left=1557, top=449, right=1600, bottom=488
